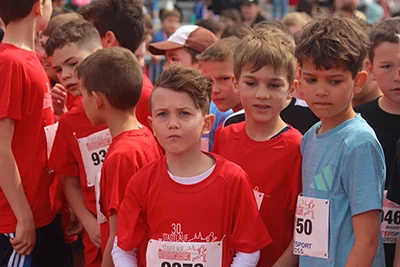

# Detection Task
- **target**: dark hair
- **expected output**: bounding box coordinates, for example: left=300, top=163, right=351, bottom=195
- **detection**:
left=45, top=19, right=102, bottom=56
left=185, top=47, right=201, bottom=64
left=297, top=0, right=318, bottom=17
left=79, top=0, right=144, bottom=53
left=369, top=18, right=400, bottom=62
left=221, top=24, right=251, bottom=39
left=51, top=7, right=74, bottom=17
left=253, top=20, right=292, bottom=35
left=295, top=17, right=368, bottom=78
left=197, top=36, right=238, bottom=62
left=196, top=19, right=223, bottom=36
left=76, top=47, right=143, bottom=111
left=220, top=8, right=242, bottom=24
left=43, top=13, right=82, bottom=36
left=0, top=0, right=44, bottom=25
left=153, top=64, right=212, bottom=115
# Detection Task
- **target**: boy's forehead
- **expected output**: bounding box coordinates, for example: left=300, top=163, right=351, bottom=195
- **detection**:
left=151, top=87, right=197, bottom=108
left=301, top=60, right=349, bottom=76
left=51, top=44, right=91, bottom=65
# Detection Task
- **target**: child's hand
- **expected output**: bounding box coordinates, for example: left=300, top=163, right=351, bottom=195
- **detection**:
left=10, top=218, right=36, bottom=256
left=51, top=83, right=68, bottom=116
left=83, top=215, right=101, bottom=248
left=65, top=210, right=83, bottom=236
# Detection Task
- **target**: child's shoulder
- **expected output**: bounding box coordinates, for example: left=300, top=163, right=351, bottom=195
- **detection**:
left=337, top=116, right=379, bottom=151
left=212, top=153, right=248, bottom=180
left=283, top=126, right=303, bottom=145
left=354, top=97, right=380, bottom=115
left=0, top=43, right=38, bottom=63
left=219, top=119, right=245, bottom=136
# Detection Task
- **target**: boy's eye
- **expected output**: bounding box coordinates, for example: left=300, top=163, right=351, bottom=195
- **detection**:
left=69, top=62, right=78, bottom=68
left=381, top=65, right=392, bottom=69
left=304, top=78, right=316, bottom=84
left=220, top=76, right=231, bottom=82
left=245, top=81, right=257, bottom=87
left=268, top=83, right=282, bottom=89
left=329, top=80, right=342, bottom=85
left=179, top=111, right=190, bottom=116
left=54, top=68, right=62, bottom=74
left=157, top=111, right=168, bottom=117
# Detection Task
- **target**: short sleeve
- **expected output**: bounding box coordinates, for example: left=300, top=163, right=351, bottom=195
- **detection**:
left=117, top=172, right=148, bottom=251
left=387, top=140, right=400, bottom=205
left=49, top=118, right=79, bottom=176
left=0, top=59, right=23, bottom=120
left=103, top=151, right=141, bottom=216
left=230, top=172, right=272, bottom=253
left=342, top=139, right=386, bottom=216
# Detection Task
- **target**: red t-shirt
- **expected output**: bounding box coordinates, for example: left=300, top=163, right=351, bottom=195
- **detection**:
left=0, top=44, right=55, bottom=233
left=66, top=93, right=82, bottom=112
left=136, top=74, right=153, bottom=130
left=117, top=154, right=272, bottom=267
left=99, top=127, right=161, bottom=251
left=49, top=105, right=107, bottom=214
left=213, top=122, right=302, bottom=267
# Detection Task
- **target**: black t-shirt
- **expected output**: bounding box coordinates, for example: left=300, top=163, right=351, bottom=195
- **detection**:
left=388, top=138, right=400, bottom=204
left=224, top=98, right=319, bottom=134
left=355, top=97, right=400, bottom=189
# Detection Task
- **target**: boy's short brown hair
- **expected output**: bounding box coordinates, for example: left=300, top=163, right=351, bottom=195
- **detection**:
left=0, top=0, right=45, bottom=25
left=220, top=8, right=242, bottom=24
left=281, top=12, right=312, bottom=29
left=45, top=19, right=102, bottom=56
left=221, top=24, right=251, bottom=39
left=234, top=28, right=297, bottom=85
left=295, top=17, right=368, bottom=78
left=253, top=20, right=292, bottom=35
left=196, top=36, right=238, bottom=62
left=161, top=9, right=181, bottom=21
left=79, top=0, right=144, bottom=53
left=76, top=47, right=143, bottom=111
left=43, top=13, right=82, bottom=37
left=369, top=18, right=400, bottom=62
left=153, top=64, right=212, bottom=115
left=196, top=19, right=223, bottom=36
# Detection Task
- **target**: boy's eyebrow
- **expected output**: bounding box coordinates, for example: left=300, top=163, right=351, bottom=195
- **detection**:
left=302, top=72, right=345, bottom=78
left=63, top=56, right=76, bottom=64
left=243, top=74, right=285, bottom=81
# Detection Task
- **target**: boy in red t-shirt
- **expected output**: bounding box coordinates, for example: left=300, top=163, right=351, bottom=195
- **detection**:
left=212, top=28, right=302, bottom=267
left=76, top=47, right=162, bottom=267
left=112, top=64, right=271, bottom=267
left=0, top=0, right=70, bottom=266
left=46, top=19, right=106, bottom=267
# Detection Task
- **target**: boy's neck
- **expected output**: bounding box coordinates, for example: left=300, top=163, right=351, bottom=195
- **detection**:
left=352, top=88, right=382, bottom=108
left=166, top=146, right=215, bottom=177
left=245, top=115, right=287, bottom=141
left=232, top=104, right=243, bottom=113
left=105, top=109, right=142, bottom=138
left=319, top=106, right=356, bottom=134
left=2, top=20, right=37, bottom=51
left=378, top=95, right=400, bottom=115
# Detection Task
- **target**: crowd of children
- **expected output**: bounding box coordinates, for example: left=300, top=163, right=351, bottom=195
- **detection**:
left=1, top=0, right=400, bottom=267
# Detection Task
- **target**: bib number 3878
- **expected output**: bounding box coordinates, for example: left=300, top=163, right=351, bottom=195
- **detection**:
left=161, top=263, right=204, bottom=267
left=293, top=195, right=329, bottom=259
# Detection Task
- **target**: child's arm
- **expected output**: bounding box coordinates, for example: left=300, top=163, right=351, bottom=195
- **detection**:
left=62, top=175, right=101, bottom=248
left=112, top=238, right=138, bottom=267
left=0, top=118, right=35, bottom=255
left=231, top=251, right=260, bottom=267
left=346, top=210, right=381, bottom=267
left=102, top=211, right=118, bottom=267
left=394, top=236, right=400, bottom=267
left=272, top=240, right=299, bottom=267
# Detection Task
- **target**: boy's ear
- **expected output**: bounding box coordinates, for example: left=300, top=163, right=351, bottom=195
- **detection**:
left=92, top=91, right=105, bottom=110
left=232, top=76, right=240, bottom=95
left=147, top=116, right=155, bottom=135
left=201, top=114, right=216, bottom=135
left=353, top=70, right=368, bottom=95
left=366, top=60, right=376, bottom=81
left=33, top=1, right=42, bottom=15
left=102, top=31, right=120, bottom=48
left=288, top=79, right=298, bottom=100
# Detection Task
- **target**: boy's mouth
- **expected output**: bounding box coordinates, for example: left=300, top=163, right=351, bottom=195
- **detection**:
left=253, top=104, right=271, bottom=110
left=66, top=83, right=78, bottom=92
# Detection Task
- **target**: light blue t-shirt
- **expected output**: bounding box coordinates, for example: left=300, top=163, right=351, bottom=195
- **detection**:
left=300, top=114, right=386, bottom=267
left=206, top=101, right=232, bottom=151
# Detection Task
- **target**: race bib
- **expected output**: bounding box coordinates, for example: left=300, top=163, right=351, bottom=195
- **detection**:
left=293, top=195, right=329, bottom=259
left=146, top=239, right=223, bottom=267
left=95, top=172, right=107, bottom=224
left=201, top=137, right=209, bottom=152
left=253, top=186, right=264, bottom=211
left=77, top=129, right=112, bottom=187
left=381, top=190, right=400, bottom=244
left=44, top=122, right=59, bottom=160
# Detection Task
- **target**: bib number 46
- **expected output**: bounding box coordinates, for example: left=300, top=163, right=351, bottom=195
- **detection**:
left=296, top=218, right=313, bottom=236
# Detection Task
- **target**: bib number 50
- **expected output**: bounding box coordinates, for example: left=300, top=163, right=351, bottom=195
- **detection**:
left=296, top=218, right=313, bottom=236
left=161, top=263, right=204, bottom=267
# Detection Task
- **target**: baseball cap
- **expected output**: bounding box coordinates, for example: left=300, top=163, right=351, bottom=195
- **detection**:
left=149, top=25, right=218, bottom=55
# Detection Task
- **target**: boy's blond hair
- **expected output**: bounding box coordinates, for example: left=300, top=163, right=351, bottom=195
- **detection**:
left=281, top=12, right=312, bottom=29
left=234, top=28, right=297, bottom=85
left=196, top=36, right=238, bottom=62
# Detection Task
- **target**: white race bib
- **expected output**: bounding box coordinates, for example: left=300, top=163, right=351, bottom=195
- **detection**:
left=381, top=190, right=400, bottom=244
left=95, top=171, right=107, bottom=224
left=44, top=122, right=59, bottom=160
left=77, top=129, right=112, bottom=187
left=293, top=195, right=329, bottom=259
left=146, top=239, right=223, bottom=267
left=253, top=186, right=264, bottom=211
left=201, top=137, right=209, bottom=152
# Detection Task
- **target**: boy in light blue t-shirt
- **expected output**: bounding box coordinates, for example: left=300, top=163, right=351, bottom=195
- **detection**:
left=294, top=17, right=386, bottom=266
